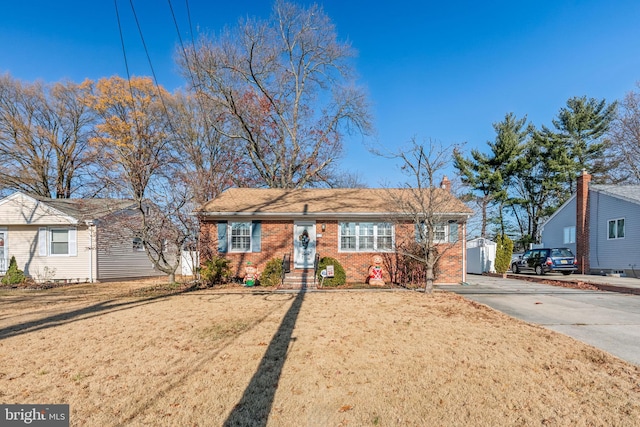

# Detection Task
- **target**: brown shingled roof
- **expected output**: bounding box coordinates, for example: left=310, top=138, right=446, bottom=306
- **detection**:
left=198, top=188, right=473, bottom=217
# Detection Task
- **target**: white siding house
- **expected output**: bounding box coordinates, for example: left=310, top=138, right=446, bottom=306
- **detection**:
left=0, top=192, right=160, bottom=282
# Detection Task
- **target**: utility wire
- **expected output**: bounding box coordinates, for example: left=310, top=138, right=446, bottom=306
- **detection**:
left=168, top=0, right=218, bottom=150
left=114, top=0, right=139, bottom=115
left=126, top=0, right=181, bottom=145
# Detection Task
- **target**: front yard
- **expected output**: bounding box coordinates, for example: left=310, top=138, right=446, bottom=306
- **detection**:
left=1, top=279, right=639, bottom=425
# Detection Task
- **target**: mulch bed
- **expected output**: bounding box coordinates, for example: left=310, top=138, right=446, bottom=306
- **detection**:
left=502, top=273, right=602, bottom=291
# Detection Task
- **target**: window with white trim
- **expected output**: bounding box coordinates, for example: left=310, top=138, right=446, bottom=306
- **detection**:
left=563, top=226, right=576, bottom=244
left=377, top=222, right=394, bottom=250
left=339, top=222, right=394, bottom=252
left=133, top=237, right=144, bottom=252
left=40, top=227, right=77, bottom=256
left=608, top=218, right=625, bottom=239
left=416, top=222, right=457, bottom=243
left=230, top=222, right=251, bottom=251
left=50, top=229, right=69, bottom=255
left=434, top=223, right=447, bottom=242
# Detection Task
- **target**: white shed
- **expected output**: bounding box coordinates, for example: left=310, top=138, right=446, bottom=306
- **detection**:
left=467, top=238, right=496, bottom=274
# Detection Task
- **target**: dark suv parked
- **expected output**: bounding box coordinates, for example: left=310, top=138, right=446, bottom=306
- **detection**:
left=511, top=247, right=578, bottom=275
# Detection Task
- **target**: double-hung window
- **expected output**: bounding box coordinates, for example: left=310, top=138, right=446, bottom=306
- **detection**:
left=39, top=227, right=77, bottom=256
left=217, top=221, right=261, bottom=253
left=339, top=222, right=394, bottom=252
left=608, top=218, right=625, bottom=239
left=433, top=224, right=447, bottom=242
left=416, top=221, right=458, bottom=243
left=50, top=229, right=69, bottom=255
left=230, top=222, right=251, bottom=251
left=563, top=226, right=576, bottom=244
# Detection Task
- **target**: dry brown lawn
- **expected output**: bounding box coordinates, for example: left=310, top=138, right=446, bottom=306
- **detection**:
left=1, top=278, right=640, bottom=426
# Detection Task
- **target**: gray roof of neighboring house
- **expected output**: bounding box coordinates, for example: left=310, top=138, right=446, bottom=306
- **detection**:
left=591, top=185, right=640, bottom=205
left=34, top=197, right=136, bottom=221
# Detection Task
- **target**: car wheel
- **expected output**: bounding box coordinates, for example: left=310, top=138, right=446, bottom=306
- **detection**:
left=511, top=263, right=520, bottom=274
left=535, top=265, right=544, bottom=275
left=562, top=271, right=573, bottom=276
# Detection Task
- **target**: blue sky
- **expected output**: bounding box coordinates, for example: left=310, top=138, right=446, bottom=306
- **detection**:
left=2, top=1, right=640, bottom=188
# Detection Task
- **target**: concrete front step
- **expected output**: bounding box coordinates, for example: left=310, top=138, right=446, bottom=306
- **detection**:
left=280, top=270, right=317, bottom=289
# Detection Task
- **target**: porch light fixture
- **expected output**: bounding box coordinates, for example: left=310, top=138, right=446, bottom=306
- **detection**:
left=321, top=223, right=326, bottom=232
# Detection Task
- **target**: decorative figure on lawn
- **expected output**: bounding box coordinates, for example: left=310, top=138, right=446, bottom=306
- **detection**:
left=243, top=262, right=259, bottom=287
left=368, top=255, right=385, bottom=286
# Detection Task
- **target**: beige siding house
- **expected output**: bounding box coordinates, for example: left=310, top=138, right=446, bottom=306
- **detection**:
left=0, top=192, right=159, bottom=282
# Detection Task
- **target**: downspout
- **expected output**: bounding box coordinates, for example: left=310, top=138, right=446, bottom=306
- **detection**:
left=86, top=220, right=94, bottom=283
left=462, top=222, right=467, bottom=283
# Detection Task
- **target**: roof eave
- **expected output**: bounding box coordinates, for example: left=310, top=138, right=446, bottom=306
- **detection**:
left=197, top=211, right=473, bottom=220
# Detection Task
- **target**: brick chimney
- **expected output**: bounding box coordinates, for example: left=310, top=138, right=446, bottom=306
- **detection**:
left=440, top=175, right=451, bottom=192
left=576, top=170, right=591, bottom=274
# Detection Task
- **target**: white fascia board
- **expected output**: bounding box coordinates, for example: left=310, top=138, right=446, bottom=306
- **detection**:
left=1, top=191, right=79, bottom=225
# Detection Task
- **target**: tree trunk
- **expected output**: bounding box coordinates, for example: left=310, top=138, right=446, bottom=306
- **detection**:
left=168, top=272, right=176, bottom=283
left=424, top=265, right=434, bottom=294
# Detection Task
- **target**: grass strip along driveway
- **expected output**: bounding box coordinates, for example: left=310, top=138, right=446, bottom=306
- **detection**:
left=1, top=279, right=640, bottom=426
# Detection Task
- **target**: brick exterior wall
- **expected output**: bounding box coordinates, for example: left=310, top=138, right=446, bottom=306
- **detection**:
left=199, top=219, right=465, bottom=284
left=576, top=171, right=591, bottom=274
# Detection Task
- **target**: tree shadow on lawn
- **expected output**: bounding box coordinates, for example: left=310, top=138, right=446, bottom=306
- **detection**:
left=224, top=289, right=306, bottom=427
left=0, top=285, right=201, bottom=340
left=118, top=291, right=299, bottom=425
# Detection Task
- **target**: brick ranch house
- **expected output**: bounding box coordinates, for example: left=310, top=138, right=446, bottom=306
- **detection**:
left=196, top=182, right=473, bottom=285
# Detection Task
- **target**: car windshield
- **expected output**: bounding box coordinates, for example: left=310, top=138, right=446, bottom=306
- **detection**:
left=551, top=248, right=574, bottom=257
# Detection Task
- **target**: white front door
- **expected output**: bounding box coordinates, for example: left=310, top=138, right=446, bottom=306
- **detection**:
left=293, top=222, right=316, bottom=269
left=0, top=230, right=6, bottom=273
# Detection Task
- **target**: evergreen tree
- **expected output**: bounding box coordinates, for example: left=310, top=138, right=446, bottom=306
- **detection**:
left=453, top=113, right=527, bottom=237
left=453, top=147, right=499, bottom=238
left=487, top=113, right=527, bottom=234
left=541, top=96, right=617, bottom=197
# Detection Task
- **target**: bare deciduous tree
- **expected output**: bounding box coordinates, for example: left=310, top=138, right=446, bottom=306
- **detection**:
left=166, top=92, right=251, bottom=206
left=180, top=0, right=372, bottom=188
left=609, top=83, right=640, bottom=183
left=86, top=76, right=184, bottom=282
left=388, top=138, right=468, bottom=294
left=0, top=74, right=95, bottom=198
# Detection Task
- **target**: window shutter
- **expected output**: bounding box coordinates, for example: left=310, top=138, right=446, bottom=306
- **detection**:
left=251, top=221, right=261, bottom=252
left=217, top=222, right=228, bottom=253
left=448, top=222, right=458, bottom=243
left=38, top=227, right=48, bottom=256
left=69, top=228, right=77, bottom=256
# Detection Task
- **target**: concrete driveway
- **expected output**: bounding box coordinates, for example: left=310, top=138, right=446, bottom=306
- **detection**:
left=441, top=274, right=640, bottom=366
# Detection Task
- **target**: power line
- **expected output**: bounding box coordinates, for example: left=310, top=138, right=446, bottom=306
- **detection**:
left=114, top=0, right=134, bottom=95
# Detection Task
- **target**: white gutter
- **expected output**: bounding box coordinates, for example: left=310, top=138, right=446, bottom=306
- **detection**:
left=86, top=220, right=94, bottom=283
